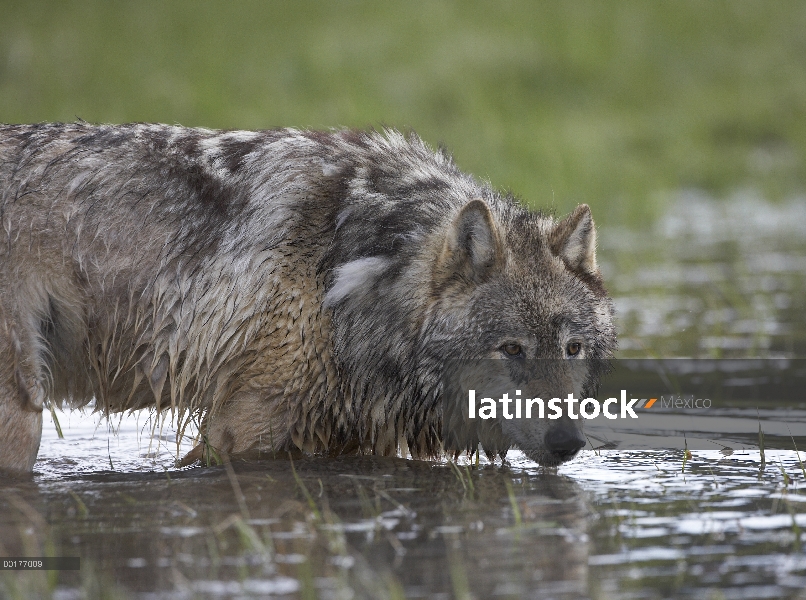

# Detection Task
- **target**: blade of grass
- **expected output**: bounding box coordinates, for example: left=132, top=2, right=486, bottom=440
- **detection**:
left=758, top=409, right=766, bottom=470
left=222, top=451, right=250, bottom=520
left=47, top=402, right=64, bottom=439
left=681, top=437, right=691, bottom=474
left=504, top=479, right=522, bottom=527
left=289, top=455, right=321, bottom=521
left=787, top=426, right=806, bottom=479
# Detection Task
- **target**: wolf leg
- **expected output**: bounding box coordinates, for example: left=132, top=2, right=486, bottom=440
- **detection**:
left=0, top=396, right=42, bottom=473
left=0, top=320, right=44, bottom=473
left=178, top=393, right=292, bottom=466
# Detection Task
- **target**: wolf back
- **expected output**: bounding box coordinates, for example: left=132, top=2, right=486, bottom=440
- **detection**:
left=0, top=123, right=616, bottom=472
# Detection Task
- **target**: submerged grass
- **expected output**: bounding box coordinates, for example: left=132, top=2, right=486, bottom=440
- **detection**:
left=286, top=459, right=415, bottom=599
left=446, top=535, right=473, bottom=600
left=789, top=431, right=806, bottom=480
left=758, top=411, right=767, bottom=471
left=504, top=478, right=523, bottom=528
left=289, top=456, right=322, bottom=521
left=67, top=491, right=88, bottom=519
left=448, top=460, right=476, bottom=501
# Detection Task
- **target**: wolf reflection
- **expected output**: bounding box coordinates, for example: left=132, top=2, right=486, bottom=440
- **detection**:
left=0, top=457, right=590, bottom=598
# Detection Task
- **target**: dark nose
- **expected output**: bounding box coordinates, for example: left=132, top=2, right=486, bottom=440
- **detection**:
left=545, top=427, right=586, bottom=459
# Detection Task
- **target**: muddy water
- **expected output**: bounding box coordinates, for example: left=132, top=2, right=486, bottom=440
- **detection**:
left=2, top=194, right=806, bottom=599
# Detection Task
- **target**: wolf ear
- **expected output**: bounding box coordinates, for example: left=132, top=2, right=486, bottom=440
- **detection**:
left=549, top=204, right=598, bottom=274
left=436, top=199, right=501, bottom=285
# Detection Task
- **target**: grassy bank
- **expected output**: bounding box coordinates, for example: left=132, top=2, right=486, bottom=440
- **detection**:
left=1, top=0, right=804, bottom=224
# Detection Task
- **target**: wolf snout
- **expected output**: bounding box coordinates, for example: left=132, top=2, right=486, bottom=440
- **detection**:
left=545, top=426, right=586, bottom=461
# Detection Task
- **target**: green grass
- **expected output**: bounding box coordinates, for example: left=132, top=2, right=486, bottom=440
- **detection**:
left=1, top=0, right=805, bottom=224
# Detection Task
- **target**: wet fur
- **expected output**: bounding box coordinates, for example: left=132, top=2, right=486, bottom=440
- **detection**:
left=0, top=123, right=616, bottom=472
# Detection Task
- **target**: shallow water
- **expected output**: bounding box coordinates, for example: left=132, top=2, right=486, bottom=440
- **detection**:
left=603, top=192, right=806, bottom=358
left=2, top=194, right=806, bottom=599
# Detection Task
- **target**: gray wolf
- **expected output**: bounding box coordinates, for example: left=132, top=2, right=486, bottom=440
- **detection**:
left=0, top=123, right=616, bottom=472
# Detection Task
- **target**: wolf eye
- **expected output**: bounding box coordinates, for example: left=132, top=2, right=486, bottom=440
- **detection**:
left=501, top=344, right=523, bottom=357
left=566, top=342, right=582, bottom=357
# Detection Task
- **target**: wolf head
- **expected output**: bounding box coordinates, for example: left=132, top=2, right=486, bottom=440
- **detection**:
left=321, top=131, right=615, bottom=465
left=427, top=200, right=616, bottom=466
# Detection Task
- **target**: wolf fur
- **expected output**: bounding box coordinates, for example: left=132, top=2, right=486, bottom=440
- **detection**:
left=0, top=123, right=616, bottom=472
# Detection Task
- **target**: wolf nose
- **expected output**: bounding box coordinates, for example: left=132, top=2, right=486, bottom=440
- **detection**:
left=545, top=427, right=586, bottom=459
